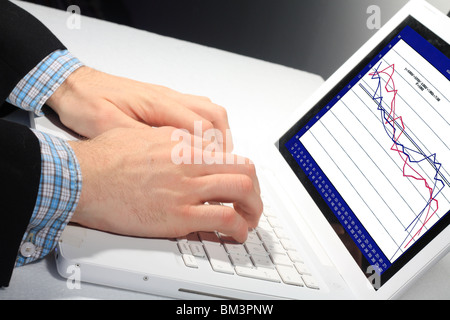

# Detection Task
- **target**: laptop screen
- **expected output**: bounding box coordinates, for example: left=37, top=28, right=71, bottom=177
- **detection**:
left=278, top=16, right=450, bottom=289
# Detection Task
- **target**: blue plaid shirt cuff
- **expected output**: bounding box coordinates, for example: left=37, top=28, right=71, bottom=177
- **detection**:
left=15, top=130, right=82, bottom=266
left=6, top=49, right=83, bottom=115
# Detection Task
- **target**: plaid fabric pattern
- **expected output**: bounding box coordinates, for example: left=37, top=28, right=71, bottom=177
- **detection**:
left=15, top=130, right=82, bottom=266
left=6, top=49, right=83, bottom=115
left=6, top=49, right=84, bottom=266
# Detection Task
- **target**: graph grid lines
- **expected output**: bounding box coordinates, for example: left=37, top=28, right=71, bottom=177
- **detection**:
left=300, top=39, right=450, bottom=263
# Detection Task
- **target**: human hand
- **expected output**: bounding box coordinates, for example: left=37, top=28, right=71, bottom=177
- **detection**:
left=68, top=126, right=262, bottom=242
left=47, top=66, right=232, bottom=150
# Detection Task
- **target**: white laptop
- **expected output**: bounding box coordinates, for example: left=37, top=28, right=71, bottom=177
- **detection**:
left=46, top=0, right=449, bottom=299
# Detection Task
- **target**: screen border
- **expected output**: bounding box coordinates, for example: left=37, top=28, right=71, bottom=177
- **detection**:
left=277, top=15, right=450, bottom=289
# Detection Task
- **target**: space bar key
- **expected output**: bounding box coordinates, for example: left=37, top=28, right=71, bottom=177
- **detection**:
left=235, top=266, right=281, bottom=283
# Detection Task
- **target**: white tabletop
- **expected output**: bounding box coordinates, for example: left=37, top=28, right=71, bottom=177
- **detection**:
left=1, top=1, right=448, bottom=300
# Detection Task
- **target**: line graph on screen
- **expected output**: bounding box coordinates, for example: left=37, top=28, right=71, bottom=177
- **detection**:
left=300, top=39, right=450, bottom=263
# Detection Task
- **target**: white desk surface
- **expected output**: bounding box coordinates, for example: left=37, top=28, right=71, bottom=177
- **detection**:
left=1, top=1, right=448, bottom=300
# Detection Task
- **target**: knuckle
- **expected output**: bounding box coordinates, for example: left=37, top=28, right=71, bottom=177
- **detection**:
left=215, top=105, right=228, bottom=120
left=200, top=96, right=212, bottom=103
left=244, top=162, right=257, bottom=177
left=199, top=118, right=214, bottom=131
left=184, top=204, right=197, bottom=221
left=218, top=207, right=236, bottom=226
left=218, top=207, right=245, bottom=239
left=236, top=174, right=254, bottom=194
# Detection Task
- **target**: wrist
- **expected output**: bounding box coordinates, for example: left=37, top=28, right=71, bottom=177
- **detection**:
left=68, top=137, right=111, bottom=230
left=46, top=66, right=92, bottom=114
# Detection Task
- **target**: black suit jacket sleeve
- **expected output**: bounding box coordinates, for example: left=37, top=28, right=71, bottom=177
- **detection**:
left=0, top=0, right=66, bottom=101
left=0, top=0, right=67, bottom=287
left=0, top=119, right=41, bottom=287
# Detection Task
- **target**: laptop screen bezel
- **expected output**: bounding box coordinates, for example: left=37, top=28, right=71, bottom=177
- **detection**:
left=277, top=15, right=450, bottom=289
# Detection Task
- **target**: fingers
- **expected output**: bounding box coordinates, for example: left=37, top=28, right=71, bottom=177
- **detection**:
left=171, top=140, right=261, bottom=196
left=177, top=94, right=233, bottom=151
left=146, top=98, right=216, bottom=137
left=146, top=85, right=233, bottom=151
left=169, top=128, right=262, bottom=230
left=200, top=153, right=260, bottom=193
left=168, top=129, right=262, bottom=241
left=192, top=173, right=263, bottom=229
left=187, top=204, right=250, bottom=243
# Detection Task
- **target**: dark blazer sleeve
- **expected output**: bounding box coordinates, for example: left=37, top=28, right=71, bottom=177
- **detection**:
left=0, top=119, right=41, bottom=287
left=0, top=0, right=66, bottom=103
left=0, top=0, right=67, bottom=287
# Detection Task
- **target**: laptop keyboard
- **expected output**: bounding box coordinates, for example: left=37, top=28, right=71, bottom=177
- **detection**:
left=176, top=200, right=320, bottom=290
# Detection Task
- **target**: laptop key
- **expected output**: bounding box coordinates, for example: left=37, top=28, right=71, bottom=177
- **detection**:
left=177, top=240, right=192, bottom=255
left=280, top=239, right=296, bottom=251
left=267, top=217, right=283, bottom=228
left=273, top=228, right=289, bottom=239
left=224, top=243, right=247, bottom=256
left=245, top=242, right=268, bottom=256
left=302, top=274, right=320, bottom=289
left=229, top=253, right=253, bottom=268
left=276, top=265, right=304, bottom=286
left=294, top=261, right=312, bottom=275
left=235, top=266, right=280, bottom=283
left=182, top=254, right=199, bottom=269
left=189, top=243, right=206, bottom=258
left=287, top=250, right=304, bottom=263
left=203, top=242, right=234, bottom=275
left=263, top=241, right=285, bottom=254
left=270, top=252, right=293, bottom=266
left=262, top=207, right=276, bottom=217
left=245, top=231, right=262, bottom=244
left=251, top=254, right=274, bottom=269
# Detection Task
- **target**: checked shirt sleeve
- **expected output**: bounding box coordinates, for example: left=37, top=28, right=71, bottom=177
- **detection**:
left=6, top=49, right=84, bottom=266
left=15, top=130, right=82, bottom=266
left=6, top=49, right=83, bottom=115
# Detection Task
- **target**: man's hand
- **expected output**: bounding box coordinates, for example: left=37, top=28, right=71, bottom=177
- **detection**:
left=68, top=126, right=262, bottom=243
left=47, top=66, right=232, bottom=150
